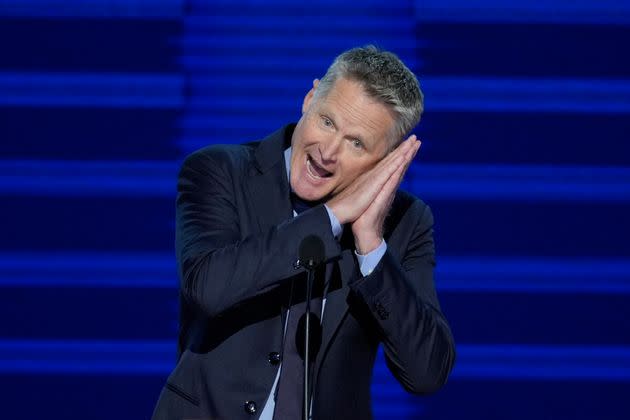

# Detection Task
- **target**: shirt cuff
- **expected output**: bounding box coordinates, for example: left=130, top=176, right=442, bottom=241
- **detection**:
left=355, top=239, right=387, bottom=276
left=324, top=204, right=343, bottom=239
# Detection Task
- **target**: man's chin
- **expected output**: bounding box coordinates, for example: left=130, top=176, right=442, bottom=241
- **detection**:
left=293, top=187, right=330, bottom=204
left=298, top=194, right=327, bottom=205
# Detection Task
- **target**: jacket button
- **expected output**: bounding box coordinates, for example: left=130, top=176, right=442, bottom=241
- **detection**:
left=268, top=351, right=281, bottom=365
left=244, top=400, right=257, bottom=415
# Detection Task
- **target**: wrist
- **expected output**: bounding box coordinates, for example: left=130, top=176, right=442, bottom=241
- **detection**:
left=327, top=201, right=349, bottom=225
left=354, top=233, right=383, bottom=255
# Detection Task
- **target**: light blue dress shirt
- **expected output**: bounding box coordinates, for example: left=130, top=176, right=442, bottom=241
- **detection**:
left=258, top=147, right=388, bottom=419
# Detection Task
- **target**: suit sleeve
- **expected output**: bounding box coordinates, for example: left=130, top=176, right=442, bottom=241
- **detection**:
left=176, top=149, right=341, bottom=318
left=347, top=201, right=456, bottom=394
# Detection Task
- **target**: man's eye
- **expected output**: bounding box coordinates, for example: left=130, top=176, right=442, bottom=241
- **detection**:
left=322, top=117, right=333, bottom=127
left=352, top=139, right=363, bottom=149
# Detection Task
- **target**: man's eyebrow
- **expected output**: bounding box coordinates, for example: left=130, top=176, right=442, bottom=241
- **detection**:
left=322, top=110, right=337, bottom=126
left=344, top=125, right=373, bottom=147
left=352, top=133, right=377, bottom=151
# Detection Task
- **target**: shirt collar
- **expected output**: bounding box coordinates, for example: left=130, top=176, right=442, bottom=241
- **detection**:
left=284, top=146, right=292, bottom=181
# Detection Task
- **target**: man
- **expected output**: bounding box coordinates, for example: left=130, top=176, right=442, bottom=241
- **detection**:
left=152, top=46, right=455, bottom=420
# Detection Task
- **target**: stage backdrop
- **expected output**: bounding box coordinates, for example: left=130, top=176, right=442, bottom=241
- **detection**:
left=1, top=0, right=629, bottom=419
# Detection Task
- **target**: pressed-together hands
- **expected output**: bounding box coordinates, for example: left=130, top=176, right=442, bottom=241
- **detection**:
left=327, top=135, right=421, bottom=254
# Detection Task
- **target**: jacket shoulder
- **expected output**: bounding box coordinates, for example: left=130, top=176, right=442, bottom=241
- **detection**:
left=384, top=189, right=433, bottom=240
left=179, top=142, right=260, bottom=177
left=391, top=189, right=431, bottom=221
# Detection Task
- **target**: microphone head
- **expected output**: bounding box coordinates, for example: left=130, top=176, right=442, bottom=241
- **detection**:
left=298, top=235, right=325, bottom=269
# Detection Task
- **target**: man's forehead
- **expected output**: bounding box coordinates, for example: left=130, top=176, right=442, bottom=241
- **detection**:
left=317, top=78, right=396, bottom=142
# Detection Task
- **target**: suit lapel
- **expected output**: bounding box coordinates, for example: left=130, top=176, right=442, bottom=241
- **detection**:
left=248, top=161, right=293, bottom=232
left=315, top=229, right=359, bottom=377
left=247, top=126, right=294, bottom=232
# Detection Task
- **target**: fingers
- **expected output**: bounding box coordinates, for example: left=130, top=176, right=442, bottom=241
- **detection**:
left=370, top=134, right=414, bottom=174
left=363, top=136, right=419, bottom=202
left=381, top=135, right=419, bottom=182
left=373, top=137, right=420, bottom=207
left=371, top=160, right=404, bottom=211
left=400, top=138, right=421, bottom=181
left=375, top=135, right=418, bottom=177
left=391, top=135, right=420, bottom=172
left=359, top=143, right=409, bottom=191
left=328, top=135, right=420, bottom=224
left=327, top=153, right=400, bottom=223
left=386, top=150, right=410, bottom=195
left=383, top=134, right=417, bottom=163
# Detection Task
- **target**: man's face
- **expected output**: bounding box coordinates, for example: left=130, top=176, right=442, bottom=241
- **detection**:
left=290, top=77, right=397, bottom=202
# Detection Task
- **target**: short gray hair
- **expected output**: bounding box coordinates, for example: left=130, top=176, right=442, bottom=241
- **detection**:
left=314, top=45, right=424, bottom=144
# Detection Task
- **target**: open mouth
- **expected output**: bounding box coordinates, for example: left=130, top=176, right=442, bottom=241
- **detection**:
left=306, top=155, right=333, bottom=179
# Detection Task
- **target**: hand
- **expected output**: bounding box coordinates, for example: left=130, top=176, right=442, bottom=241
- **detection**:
left=352, top=137, right=421, bottom=254
left=327, top=135, right=418, bottom=225
left=326, top=135, right=420, bottom=253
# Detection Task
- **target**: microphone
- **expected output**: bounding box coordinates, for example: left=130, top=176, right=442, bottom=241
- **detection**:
left=297, top=235, right=325, bottom=420
left=298, top=234, right=325, bottom=270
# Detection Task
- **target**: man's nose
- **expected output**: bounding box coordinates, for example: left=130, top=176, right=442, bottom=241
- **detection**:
left=319, top=136, right=341, bottom=162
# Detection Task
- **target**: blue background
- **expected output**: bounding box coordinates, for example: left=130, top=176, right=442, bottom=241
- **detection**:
left=1, top=0, right=629, bottom=419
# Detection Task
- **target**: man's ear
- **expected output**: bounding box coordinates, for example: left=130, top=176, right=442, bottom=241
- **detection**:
left=302, top=79, right=320, bottom=113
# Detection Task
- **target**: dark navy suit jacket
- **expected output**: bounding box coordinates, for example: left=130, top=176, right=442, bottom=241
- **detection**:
left=152, top=124, right=455, bottom=420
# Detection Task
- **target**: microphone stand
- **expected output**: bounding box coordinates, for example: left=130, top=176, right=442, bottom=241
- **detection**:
left=297, top=234, right=324, bottom=420
left=303, top=258, right=315, bottom=420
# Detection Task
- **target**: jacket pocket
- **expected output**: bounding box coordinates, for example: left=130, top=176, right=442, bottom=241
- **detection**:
left=165, top=382, right=200, bottom=407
